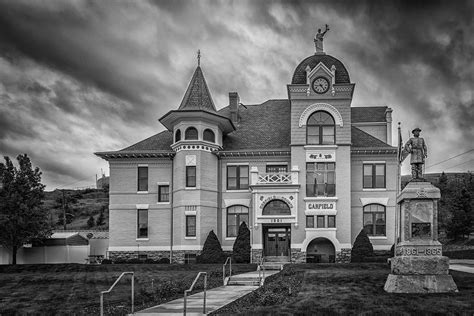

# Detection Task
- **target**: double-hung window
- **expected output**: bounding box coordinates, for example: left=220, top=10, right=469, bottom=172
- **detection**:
left=137, top=166, right=148, bottom=192
left=227, top=165, right=249, bottom=190
left=186, top=215, right=196, bottom=237
left=158, top=185, right=169, bottom=202
left=186, top=166, right=196, bottom=187
left=137, top=209, right=148, bottom=238
left=363, top=204, right=386, bottom=236
left=363, top=163, right=386, bottom=188
left=306, top=162, right=335, bottom=197
left=226, top=205, right=249, bottom=237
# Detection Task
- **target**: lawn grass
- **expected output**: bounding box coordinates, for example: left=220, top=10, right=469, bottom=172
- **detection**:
left=213, top=263, right=474, bottom=315
left=0, top=263, right=256, bottom=315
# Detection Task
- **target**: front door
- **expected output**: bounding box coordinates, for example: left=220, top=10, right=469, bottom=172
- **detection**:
left=264, top=227, right=290, bottom=257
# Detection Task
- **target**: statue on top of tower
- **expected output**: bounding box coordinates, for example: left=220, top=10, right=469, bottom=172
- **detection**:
left=314, top=24, right=330, bottom=53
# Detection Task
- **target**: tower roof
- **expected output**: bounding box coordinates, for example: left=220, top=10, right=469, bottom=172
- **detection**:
left=178, top=66, right=217, bottom=113
left=291, top=54, right=350, bottom=84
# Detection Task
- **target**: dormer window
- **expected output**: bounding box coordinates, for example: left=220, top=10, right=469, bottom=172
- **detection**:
left=185, top=127, right=198, bottom=140
left=307, top=111, right=335, bottom=145
left=203, top=129, right=215, bottom=143
left=175, top=129, right=181, bottom=142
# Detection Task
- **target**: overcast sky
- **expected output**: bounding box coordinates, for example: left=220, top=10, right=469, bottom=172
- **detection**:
left=0, top=0, right=472, bottom=190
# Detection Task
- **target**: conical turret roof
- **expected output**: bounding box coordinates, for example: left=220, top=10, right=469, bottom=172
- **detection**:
left=178, top=66, right=217, bottom=112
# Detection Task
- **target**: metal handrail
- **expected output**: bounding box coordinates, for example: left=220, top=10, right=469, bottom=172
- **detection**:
left=222, top=257, right=232, bottom=285
left=100, top=271, right=134, bottom=316
left=183, top=271, right=207, bottom=316
left=258, top=256, right=265, bottom=285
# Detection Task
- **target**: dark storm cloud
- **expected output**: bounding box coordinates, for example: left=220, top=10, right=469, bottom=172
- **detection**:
left=0, top=1, right=170, bottom=122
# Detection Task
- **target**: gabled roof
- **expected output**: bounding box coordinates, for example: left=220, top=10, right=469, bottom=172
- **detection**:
left=178, top=66, right=217, bottom=113
left=351, top=126, right=392, bottom=148
left=218, top=99, right=291, bottom=151
left=351, top=106, right=388, bottom=123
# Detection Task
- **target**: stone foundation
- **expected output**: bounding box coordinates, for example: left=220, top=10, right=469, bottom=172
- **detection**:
left=384, top=274, right=458, bottom=293
left=171, top=250, right=201, bottom=264
left=109, top=251, right=170, bottom=261
left=390, top=256, right=449, bottom=275
left=291, top=248, right=306, bottom=263
left=251, top=249, right=263, bottom=263
left=335, top=248, right=351, bottom=263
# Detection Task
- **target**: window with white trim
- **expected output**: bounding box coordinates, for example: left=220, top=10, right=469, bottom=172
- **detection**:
left=137, top=209, right=148, bottom=238
left=226, top=205, right=249, bottom=237
left=363, top=204, right=386, bottom=236
left=363, top=163, right=386, bottom=188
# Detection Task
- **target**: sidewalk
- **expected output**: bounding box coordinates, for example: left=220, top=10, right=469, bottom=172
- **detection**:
left=135, top=270, right=279, bottom=315
left=450, top=259, right=474, bottom=274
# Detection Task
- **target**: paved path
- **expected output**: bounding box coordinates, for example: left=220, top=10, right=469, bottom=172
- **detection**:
left=135, top=270, right=279, bottom=315
left=450, top=259, right=474, bottom=274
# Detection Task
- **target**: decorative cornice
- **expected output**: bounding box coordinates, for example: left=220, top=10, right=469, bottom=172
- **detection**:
left=95, top=151, right=175, bottom=160
left=299, top=103, right=344, bottom=127
left=351, top=148, right=397, bottom=155
left=215, top=150, right=291, bottom=158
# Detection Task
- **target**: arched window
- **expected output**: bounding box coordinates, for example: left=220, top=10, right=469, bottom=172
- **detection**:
left=363, top=204, right=386, bottom=236
left=262, top=200, right=291, bottom=216
left=203, top=129, right=215, bottom=143
left=307, top=111, right=335, bottom=145
left=227, top=205, right=249, bottom=237
left=185, top=127, right=198, bottom=140
left=175, top=129, right=181, bottom=142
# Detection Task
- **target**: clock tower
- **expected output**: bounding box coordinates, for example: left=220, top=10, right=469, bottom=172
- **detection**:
left=287, top=30, right=356, bottom=261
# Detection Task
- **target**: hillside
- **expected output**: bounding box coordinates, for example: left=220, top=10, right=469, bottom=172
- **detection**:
left=44, top=188, right=109, bottom=230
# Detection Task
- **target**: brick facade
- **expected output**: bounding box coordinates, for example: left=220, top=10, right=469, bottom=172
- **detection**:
left=97, top=48, right=398, bottom=264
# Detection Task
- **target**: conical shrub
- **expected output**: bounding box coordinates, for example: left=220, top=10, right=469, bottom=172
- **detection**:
left=232, top=221, right=251, bottom=263
left=351, top=229, right=374, bottom=263
left=197, top=230, right=225, bottom=263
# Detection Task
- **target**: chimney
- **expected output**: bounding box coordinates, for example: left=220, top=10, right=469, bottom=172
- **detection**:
left=385, top=107, right=393, bottom=145
left=229, top=92, right=240, bottom=122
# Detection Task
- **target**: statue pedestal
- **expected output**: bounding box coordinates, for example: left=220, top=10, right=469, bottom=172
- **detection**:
left=384, top=181, right=458, bottom=293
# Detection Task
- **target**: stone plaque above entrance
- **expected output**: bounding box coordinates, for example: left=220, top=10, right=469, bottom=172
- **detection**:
left=305, top=150, right=336, bottom=162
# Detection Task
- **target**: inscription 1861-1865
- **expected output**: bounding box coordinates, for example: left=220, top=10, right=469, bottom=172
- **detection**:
left=412, top=222, right=431, bottom=238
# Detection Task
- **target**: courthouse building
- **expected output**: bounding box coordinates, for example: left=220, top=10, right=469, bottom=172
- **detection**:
left=96, top=38, right=398, bottom=263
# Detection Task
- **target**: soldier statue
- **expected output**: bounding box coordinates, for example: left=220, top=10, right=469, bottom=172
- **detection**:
left=404, top=127, right=427, bottom=180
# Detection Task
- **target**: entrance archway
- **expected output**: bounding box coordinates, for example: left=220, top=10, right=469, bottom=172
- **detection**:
left=306, top=237, right=335, bottom=263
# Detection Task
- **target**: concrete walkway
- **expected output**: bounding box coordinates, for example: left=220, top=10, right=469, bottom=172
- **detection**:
left=135, top=270, right=279, bottom=315
left=450, top=259, right=474, bottom=274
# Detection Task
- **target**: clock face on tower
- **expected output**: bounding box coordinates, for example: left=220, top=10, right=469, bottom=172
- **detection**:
left=312, top=77, right=330, bottom=94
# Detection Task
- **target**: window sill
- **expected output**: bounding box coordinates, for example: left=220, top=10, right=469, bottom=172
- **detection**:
left=304, top=197, right=338, bottom=201
left=368, top=236, right=387, bottom=239
left=225, top=189, right=250, bottom=193
left=136, top=238, right=149, bottom=241
left=137, top=191, right=149, bottom=194
left=185, top=187, right=197, bottom=190
left=225, top=237, right=236, bottom=241
left=185, top=236, right=197, bottom=240
left=362, top=188, right=387, bottom=191
left=305, top=228, right=337, bottom=231
left=157, top=202, right=170, bottom=205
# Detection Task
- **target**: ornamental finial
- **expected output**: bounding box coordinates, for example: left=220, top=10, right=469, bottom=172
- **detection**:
left=197, top=49, right=201, bottom=67
left=314, top=24, right=330, bottom=54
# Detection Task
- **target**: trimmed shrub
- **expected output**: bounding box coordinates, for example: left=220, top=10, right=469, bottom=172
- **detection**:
left=197, top=230, right=225, bottom=263
left=351, top=229, right=374, bottom=263
left=390, top=244, right=395, bottom=257
left=232, top=221, right=251, bottom=263
left=443, top=249, right=474, bottom=259
left=101, top=259, right=112, bottom=264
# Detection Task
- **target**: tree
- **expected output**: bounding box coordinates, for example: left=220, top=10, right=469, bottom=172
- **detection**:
left=0, top=154, right=51, bottom=264
left=87, top=215, right=95, bottom=228
left=232, top=221, right=250, bottom=263
left=53, top=190, right=78, bottom=229
left=196, top=230, right=225, bottom=263
left=446, top=187, right=472, bottom=240
left=96, top=208, right=105, bottom=226
left=351, top=229, right=374, bottom=263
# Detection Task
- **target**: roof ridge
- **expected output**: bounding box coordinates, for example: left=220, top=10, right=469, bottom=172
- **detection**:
left=178, top=66, right=217, bottom=112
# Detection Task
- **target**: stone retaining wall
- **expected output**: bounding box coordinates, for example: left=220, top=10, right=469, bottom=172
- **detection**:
left=336, top=248, right=351, bottom=263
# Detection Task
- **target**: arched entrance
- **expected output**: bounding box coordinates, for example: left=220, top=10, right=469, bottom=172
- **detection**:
left=262, top=199, right=291, bottom=257
left=306, top=237, right=335, bottom=263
